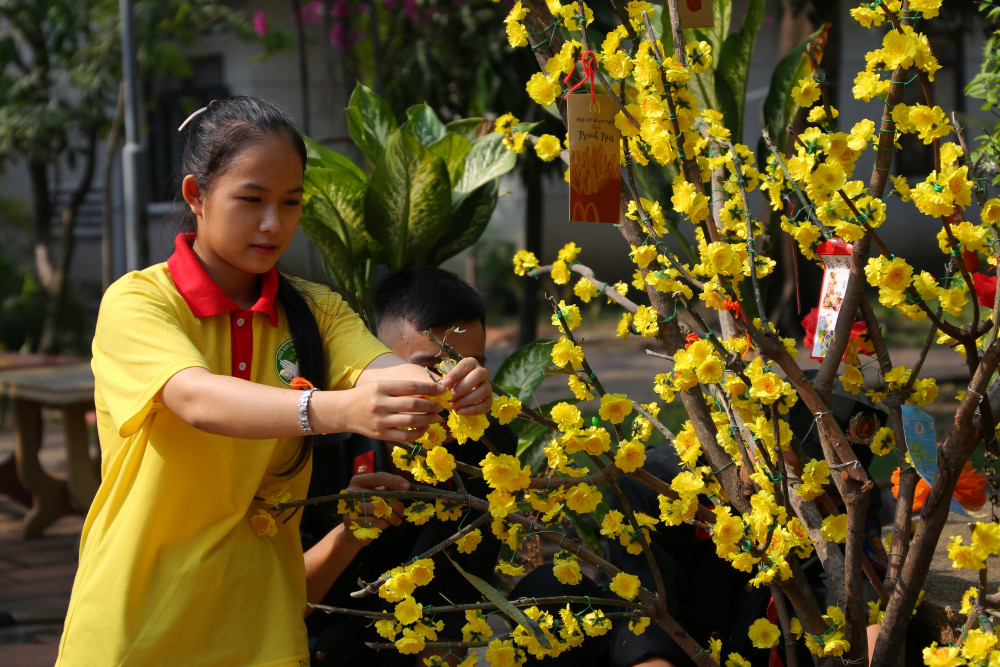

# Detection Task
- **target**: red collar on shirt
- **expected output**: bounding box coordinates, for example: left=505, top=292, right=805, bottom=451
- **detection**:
left=167, top=232, right=279, bottom=327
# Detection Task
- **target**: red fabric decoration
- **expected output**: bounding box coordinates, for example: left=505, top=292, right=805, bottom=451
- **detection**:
left=891, top=461, right=986, bottom=513
left=973, top=272, right=997, bottom=308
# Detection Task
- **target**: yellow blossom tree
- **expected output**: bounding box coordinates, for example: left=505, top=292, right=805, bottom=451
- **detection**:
left=274, top=1, right=1000, bottom=666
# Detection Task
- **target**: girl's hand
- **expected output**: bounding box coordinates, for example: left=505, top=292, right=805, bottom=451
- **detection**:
left=342, top=472, right=408, bottom=544
left=440, top=357, right=491, bottom=415
left=329, top=379, right=447, bottom=442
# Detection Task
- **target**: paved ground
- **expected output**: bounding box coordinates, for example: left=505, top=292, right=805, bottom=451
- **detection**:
left=0, top=331, right=989, bottom=663
left=0, top=413, right=81, bottom=666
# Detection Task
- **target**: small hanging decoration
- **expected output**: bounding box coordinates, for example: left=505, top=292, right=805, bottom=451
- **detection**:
left=810, top=238, right=852, bottom=360
left=678, top=0, right=713, bottom=28
left=901, top=405, right=969, bottom=516
left=565, top=51, right=619, bottom=225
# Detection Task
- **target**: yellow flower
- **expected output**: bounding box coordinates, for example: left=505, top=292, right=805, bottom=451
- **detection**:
left=749, top=372, right=790, bottom=405
left=505, top=18, right=528, bottom=48
left=350, top=521, right=381, bottom=541
left=550, top=402, right=583, bottom=430
left=481, top=452, right=531, bottom=493
left=671, top=180, right=710, bottom=222
left=395, top=627, right=426, bottom=654
left=603, top=50, right=633, bottom=79
left=870, top=426, right=895, bottom=456
left=250, top=509, right=277, bottom=537
left=630, top=243, right=658, bottom=268
left=633, top=305, right=660, bottom=337
left=791, top=77, right=821, bottom=107
left=961, top=627, right=996, bottom=662
left=551, top=259, right=571, bottom=284
left=375, top=618, right=400, bottom=640
left=982, top=198, right=1000, bottom=225
left=565, top=483, right=601, bottom=513
left=425, top=446, right=456, bottom=482
left=573, top=276, right=600, bottom=303
left=922, top=643, right=964, bottom=667
left=881, top=28, right=918, bottom=70
left=462, top=609, right=493, bottom=642
left=797, top=459, right=830, bottom=500
left=552, top=551, right=583, bottom=585
left=629, top=616, right=651, bottom=635
left=551, top=337, right=585, bottom=368
left=395, top=596, right=423, bottom=625
left=490, top=395, right=522, bottom=425
left=582, top=610, right=611, bottom=637
left=551, top=300, right=582, bottom=333
left=435, top=498, right=462, bottom=522
left=496, top=559, right=525, bottom=577
left=484, top=639, right=519, bottom=667
left=747, top=617, right=781, bottom=649
left=455, top=528, right=483, bottom=554
left=405, top=501, right=435, bottom=525
left=610, top=572, right=641, bottom=600
left=599, top=393, right=633, bottom=424
left=526, top=72, right=560, bottom=107
left=684, top=40, right=712, bottom=74
left=448, top=412, right=489, bottom=445
left=259, top=484, right=291, bottom=507
left=513, top=249, right=539, bottom=276
left=615, top=438, right=646, bottom=473
left=558, top=241, right=582, bottom=263
left=820, top=514, right=848, bottom=543
left=972, top=521, right=1000, bottom=557
left=948, top=535, right=986, bottom=570
left=567, top=374, right=594, bottom=401
left=534, top=133, right=562, bottom=161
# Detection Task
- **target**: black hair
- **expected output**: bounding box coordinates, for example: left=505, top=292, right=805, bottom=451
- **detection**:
left=177, top=96, right=320, bottom=477
left=372, top=267, right=486, bottom=336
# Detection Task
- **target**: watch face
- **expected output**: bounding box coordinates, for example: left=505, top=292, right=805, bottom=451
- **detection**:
left=848, top=412, right=878, bottom=445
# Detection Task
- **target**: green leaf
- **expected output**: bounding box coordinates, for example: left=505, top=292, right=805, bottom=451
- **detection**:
left=757, top=25, right=821, bottom=161
left=443, top=553, right=552, bottom=650
left=346, top=83, right=398, bottom=167
left=427, top=133, right=472, bottom=188
left=494, top=339, right=557, bottom=403
left=303, top=135, right=365, bottom=179
left=402, top=103, right=447, bottom=146
left=428, top=180, right=497, bottom=266
left=300, top=163, right=376, bottom=299
left=365, top=130, right=452, bottom=269
left=445, top=117, right=486, bottom=141
left=716, top=0, right=765, bottom=143
left=454, top=131, right=518, bottom=199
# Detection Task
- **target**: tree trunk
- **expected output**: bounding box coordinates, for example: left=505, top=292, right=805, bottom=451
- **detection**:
left=37, top=123, right=100, bottom=353
left=29, top=160, right=54, bottom=292
left=517, top=168, right=543, bottom=346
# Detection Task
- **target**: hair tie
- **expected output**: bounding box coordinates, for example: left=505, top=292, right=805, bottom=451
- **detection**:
left=177, top=100, right=216, bottom=132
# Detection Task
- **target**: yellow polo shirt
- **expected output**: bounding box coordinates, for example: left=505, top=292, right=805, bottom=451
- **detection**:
left=57, top=234, right=388, bottom=666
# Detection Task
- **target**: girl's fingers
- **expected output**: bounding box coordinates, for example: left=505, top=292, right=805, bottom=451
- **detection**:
left=348, top=472, right=411, bottom=492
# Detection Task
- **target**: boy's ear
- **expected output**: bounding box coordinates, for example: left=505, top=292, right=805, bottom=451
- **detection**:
left=181, top=175, right=203, bottom=216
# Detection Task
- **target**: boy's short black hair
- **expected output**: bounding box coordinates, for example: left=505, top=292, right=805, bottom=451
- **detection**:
left=373, top=267, right=486, bottom=334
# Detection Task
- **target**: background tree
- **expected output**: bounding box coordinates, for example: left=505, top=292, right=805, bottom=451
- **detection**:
left=0, top=0, right=259, bottom=353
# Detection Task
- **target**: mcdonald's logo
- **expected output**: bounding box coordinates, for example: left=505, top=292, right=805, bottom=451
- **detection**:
left=571, top=201, right=600, bottom=222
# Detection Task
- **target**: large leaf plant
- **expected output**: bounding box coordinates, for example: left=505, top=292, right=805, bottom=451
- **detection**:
left=300, top=84, right=518, bottom=319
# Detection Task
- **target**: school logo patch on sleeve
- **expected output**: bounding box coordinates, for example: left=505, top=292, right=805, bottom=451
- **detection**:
left=275, top=339, right=299, bottom=386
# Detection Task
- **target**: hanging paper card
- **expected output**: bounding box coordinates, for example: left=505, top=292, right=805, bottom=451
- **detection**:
left=901, top=405, right=967, bottom=516
left=568, top=93, right=620, bottom=224
left=810, top=239, right=852, bottom=360
left=678, top=0, right=714, bottom=28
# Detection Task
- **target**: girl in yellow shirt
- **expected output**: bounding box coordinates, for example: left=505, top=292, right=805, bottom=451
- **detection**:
left=56, top=96, right=490, bottom=666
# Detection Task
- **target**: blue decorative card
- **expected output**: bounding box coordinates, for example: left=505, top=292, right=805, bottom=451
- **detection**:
left=900, top=405, right=967, bottom=516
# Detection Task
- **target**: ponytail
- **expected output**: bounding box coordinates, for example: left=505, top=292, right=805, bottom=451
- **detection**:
left=275, top=274, right=325, bottom=477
